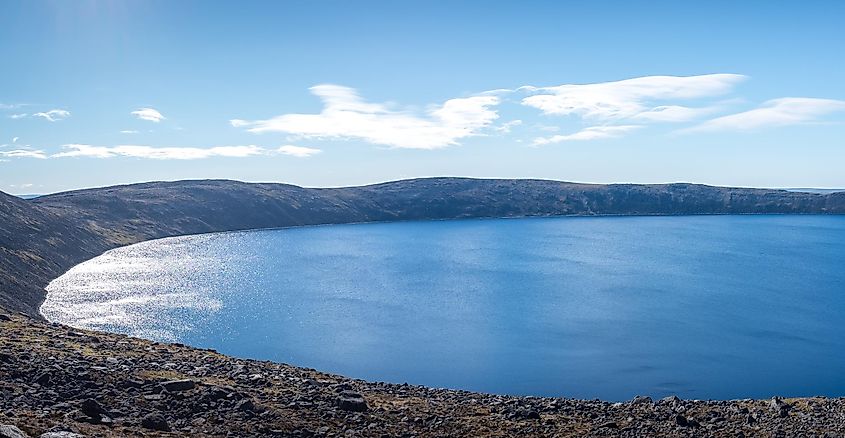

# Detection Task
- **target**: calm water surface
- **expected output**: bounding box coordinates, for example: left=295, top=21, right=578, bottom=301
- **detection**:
left=43, top=216, right=845, bottom=400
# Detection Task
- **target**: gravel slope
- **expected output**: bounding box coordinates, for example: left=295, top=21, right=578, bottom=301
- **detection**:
left=2, top=312, right=845, bottom=437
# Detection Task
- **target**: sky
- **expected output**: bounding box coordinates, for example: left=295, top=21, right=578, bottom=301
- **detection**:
left=1, top=1, right=844, bottom=195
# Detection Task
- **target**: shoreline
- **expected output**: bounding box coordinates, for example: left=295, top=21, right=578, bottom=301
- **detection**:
left=37, top=210, right=845, bottom=318
left=4, top=178, right=845, bottom=436
left=38, top=214, right=845, bottom=404
left=3, top=311, right=844, bottom=437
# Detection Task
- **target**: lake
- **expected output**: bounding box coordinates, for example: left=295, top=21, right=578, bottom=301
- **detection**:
left=42, top=215, right=845, bottom=401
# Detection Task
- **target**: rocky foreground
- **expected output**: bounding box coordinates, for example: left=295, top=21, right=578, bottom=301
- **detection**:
left=2, top=313, right=845, bottom=437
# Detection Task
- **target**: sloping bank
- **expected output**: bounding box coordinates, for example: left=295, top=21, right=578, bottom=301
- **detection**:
left=2, top=312, right=845, bottom=437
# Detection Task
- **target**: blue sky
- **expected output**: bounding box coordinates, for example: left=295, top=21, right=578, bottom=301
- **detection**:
left=1, top=1, right=844, bottom=194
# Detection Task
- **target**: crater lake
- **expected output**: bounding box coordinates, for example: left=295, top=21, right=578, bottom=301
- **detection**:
left=42, top=215, right=845, bottom=401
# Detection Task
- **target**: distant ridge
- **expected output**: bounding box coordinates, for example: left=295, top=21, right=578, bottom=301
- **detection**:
left=1, top=177, right=844, bottom=316
left=782, top=188, right=845, bottom=194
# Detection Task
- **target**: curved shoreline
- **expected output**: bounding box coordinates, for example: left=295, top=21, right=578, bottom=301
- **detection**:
left=5, top=177, right=843, bottom=316
left=35, top=210, right=845, bottom=318
left=4, top=310, right=845, bottom=437
left=4, top=178, right=845, bottom=436
left=38, top=215, right=841, bottom=401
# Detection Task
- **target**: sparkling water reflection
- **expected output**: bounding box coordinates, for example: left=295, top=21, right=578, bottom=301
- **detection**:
left=43, top=215, right=845, bottom=400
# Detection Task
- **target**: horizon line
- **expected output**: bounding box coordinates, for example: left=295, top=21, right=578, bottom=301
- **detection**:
left=8, top=176, right=845, bottom=198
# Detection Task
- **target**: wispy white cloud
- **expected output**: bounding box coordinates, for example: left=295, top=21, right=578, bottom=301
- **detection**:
left=131, top=108, right=165, bottom=123
left=0, top=103, right=25, bottom=110
left=49, top=144, right=321, bottom=160
left=684, top=97, right=845, bottom=133
left=120, top=130, right=139, bottom=134
left=630, top=105, right=722, bottom=122
left=12, top=137, right=19, bottom=143
left=533, top=125, right=641, bottom=145
left=9, top=113, right=28, bottom=119
left=534, top=124, right=561, bottom=132
left=32, top=109, right=70, bottom=122
left=0, top=149, right=48, bottom=159
left=54, top=144, right=265, bottom=160
left=277, top=145, right=322, bottom=157
left=521, top=74, right=746, bottom=122
left=493, top=119, right=523, bottom=133
left=232, top=84, right=500, bottom=149
left=0, top=142, right=323, bottom=160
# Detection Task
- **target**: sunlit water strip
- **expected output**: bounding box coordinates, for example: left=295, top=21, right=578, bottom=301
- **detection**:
left=43, top=233, right=233, bottom=341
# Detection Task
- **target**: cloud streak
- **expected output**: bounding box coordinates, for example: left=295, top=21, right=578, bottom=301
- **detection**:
left=0, top=149, right=48, bottom=159
left=685, top=97, right=845, bottom=132
left=232, top=84, right=500, bottom=149
left=50, top=144, right=321, bottom=160
left=131, top=108, right=166, bottom=123
left=520, top=74, right=746, bottom=122
left=533, top=125, right=641, bottom=145
left=277, top=145, right=322, bottom=157
left=32, top=109, right=70, bottom=122
left=54, top=144, right=263, bottom=159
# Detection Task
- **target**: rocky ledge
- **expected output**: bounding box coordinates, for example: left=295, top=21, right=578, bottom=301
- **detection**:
left=2, top=313, right=844, bottom=437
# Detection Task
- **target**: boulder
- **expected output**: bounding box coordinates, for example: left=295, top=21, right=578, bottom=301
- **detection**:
left=161, top=379, right=196, bottom=392
left=235, top=398, right=257, bottom=413
left=40, top=433, right=86, bottom=438
left=79, top=399, right=108, bottom=418
left=660, top=395, right=681, bottom=405
left=630, top=395, right=653, bottom=405
left=34, top=373, right=51, bottom=386
left=770, top=397, right=791, bottom=418
left=140, top=414, right=170, bottom=432
left=337, top=391, right=368, bottom=412
left=76, top=399, right=113, bottom=425
left=0, top=425, right=29, bottom=438
left=518, top=409, right=541, bottom=420
left=674, top=414, right=700, bottom=427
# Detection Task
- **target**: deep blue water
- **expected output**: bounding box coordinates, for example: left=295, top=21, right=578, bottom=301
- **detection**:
left=43, top=215, right=845, bottom=401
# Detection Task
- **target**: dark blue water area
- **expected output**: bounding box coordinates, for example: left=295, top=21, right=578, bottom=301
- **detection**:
left=43, top=215, right=845, bottom=401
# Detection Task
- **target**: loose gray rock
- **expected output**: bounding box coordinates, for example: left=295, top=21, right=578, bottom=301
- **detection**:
left=140, top=413, right=170, bottom=432
left=235, top=398, right=257, bottom=413
left=660, top=395, right=681, bottom=405
left=631, top=395, right=653, bottom=405
left=161, top=379, right=196, bottom=392
left=78, top=399, right=108, bottom=422
left=337, top=390, right=368, bottom=412
left=519, top=409, right=541, bottom=420
left=0, top=425, right=29, bottom=438
left=770, top=397, right=791, bottom=418
left=675, top=414, right=691, bottom=427
left=40, top=433, right=85, bottom=438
